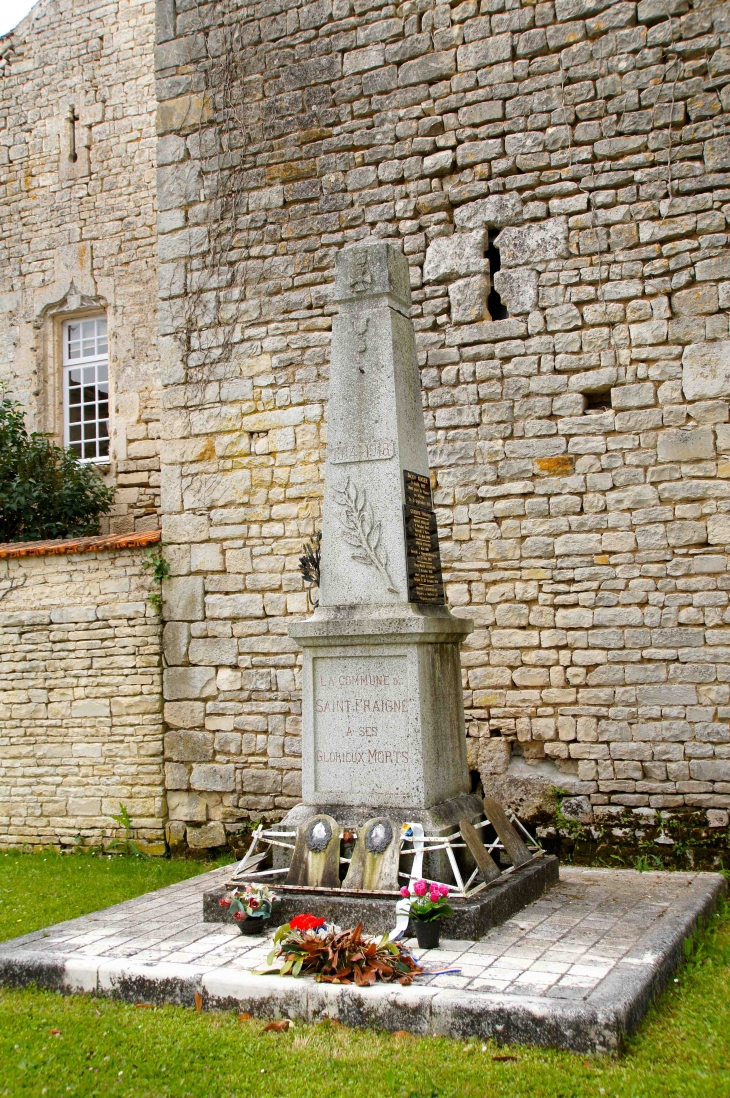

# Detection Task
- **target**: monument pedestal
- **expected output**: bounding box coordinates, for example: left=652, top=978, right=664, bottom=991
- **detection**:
left=280, top=604, right=481, bottom=879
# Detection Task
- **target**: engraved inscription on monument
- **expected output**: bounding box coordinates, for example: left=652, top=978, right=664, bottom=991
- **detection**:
left=313, top=654, right=419, bottom=800
left=403, top=470, right=444, bottom=605
left=330, top=438, right=395, bottom=465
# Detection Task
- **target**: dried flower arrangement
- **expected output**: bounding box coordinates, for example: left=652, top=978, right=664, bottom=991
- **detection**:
left=265, top=916, right=422, bottom=986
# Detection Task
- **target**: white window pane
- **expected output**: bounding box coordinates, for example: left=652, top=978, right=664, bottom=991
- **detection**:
left=97, top=317, right=107, bottom=336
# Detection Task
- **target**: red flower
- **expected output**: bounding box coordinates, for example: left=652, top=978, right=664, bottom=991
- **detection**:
left=233, top=911, right=247, bottom=922
left=219, top=897, right=232, bottom=907
left=290, top=913, right=326, bottom=932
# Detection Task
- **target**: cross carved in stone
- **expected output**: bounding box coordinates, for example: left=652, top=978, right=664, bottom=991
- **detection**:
left=67, top=105, right=79, bottom=163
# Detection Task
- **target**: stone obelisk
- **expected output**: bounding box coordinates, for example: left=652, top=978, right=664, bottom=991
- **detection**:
left=285, top=240, right=483, bottom=833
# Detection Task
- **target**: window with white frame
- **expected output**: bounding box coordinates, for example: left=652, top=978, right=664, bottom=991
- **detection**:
left=62, top=316, right=109, bottom=462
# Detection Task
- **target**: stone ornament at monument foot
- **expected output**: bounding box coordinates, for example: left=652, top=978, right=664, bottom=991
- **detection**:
left=206, top=239, right=558, bottom=935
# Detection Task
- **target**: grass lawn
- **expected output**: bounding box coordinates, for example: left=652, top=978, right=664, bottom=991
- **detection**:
left=0, top=853, right=727, bottom=1097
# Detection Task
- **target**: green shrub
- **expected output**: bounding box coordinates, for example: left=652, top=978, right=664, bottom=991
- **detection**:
left=0, top=394, right=115, bottom=543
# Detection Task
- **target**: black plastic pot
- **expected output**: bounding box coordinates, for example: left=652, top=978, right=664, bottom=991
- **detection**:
left=414, top=920, right=440, bottom=949
left=238, top=914, right=271, bottom=935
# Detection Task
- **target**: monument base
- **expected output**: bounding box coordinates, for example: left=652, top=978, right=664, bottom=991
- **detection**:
left=203, top=854, right=558, bottom=937
left=276, top=792, right=485, bottom=881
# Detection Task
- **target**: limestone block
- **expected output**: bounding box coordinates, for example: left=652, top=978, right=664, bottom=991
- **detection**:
left=423, top=231, right=486, bottom=283
left=666, top=521, right=707, bottom=547
left=168, top=790, right=208, bottom=822
left=449, top=276, right=488, bottom=323
left=190, top=763, right=235, bottom=792
left=67, top=798, right=101, bottom=816
left=51, top=606, right=96, bottom=623
left=188, top=638, right=239, bottom=666
left=707, top=514, right=730, bottom=545
left=682, top=342, right=730, bottom=401
left=478, top=736, right=510, bottom=775
left=546, top=304, right=581, bottom=331
left=186, top=821, right=226, bottom=848
left=555, top=533, right=601, bottom=555
left=672, top=284, right=718, bottom=316
left=190, top=543, right=224, bottom=572
left=611, top=382, right=655, bottom=410
left=157, top=161, right=203, bottom=212
left=111, top=695, right=162, bottom=716
left=163, top=666, right=216, bottom=700
left=72, top=743, right=103, bottom=758
left=457, top=33, right=512, bottom=72
left=164, top=700, right=205, bottom=728
left=162, top=576, right=204, bottom=621
left=163, top=621, right=190, bottom=665
left=205, top=594, right=265, bottom=619
left=423, top=150, right=454, bottom=176
left=452, top=193, right=523, bottom=230
left=164, top=729, right=214, bottom=762
left=71, top=699, right=111, bottom=718
left=165, top=762, right=189, bottom=789
left=657, top=427, right=715, bottom=462
left=497, top=217, right=569, bottom=268
left=493, top=268, right=538, bottom=314
left=704, top=135, right=730, bottom=171
left=241, top=768, right=281, bottom=794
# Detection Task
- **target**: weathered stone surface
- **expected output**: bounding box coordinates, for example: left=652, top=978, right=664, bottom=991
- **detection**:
left=657, top=428, right=715, bottom=462
left=186, top=821, right=226, bottom=847
left=163, top=667, right=216, bottom=700
left=449, top=276, right=488, bottom=323
left=453, top=193, right=523, bottom=231
left=162, top=576, right=205, bottom=621
left=190, top=763, right=236, bottom=792
left=165, top=729, right=214, bottom=763
left=707, top=514, right=730, bottom=545
left=423, top=231, right=486, bottom=284
left=682, top=343, right=730, bottom=401
left=497, top=218, right=570, bottom=268
left=493, top=268, right=538, bottom=315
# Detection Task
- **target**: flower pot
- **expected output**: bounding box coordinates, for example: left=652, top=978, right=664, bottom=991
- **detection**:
left=238, top=914, right=271, bottom=936
left=414, top=920, right=440, bottom=950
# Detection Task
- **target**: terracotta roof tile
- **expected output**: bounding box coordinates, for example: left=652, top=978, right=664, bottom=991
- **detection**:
left=0, top=529, right=161, bottom=559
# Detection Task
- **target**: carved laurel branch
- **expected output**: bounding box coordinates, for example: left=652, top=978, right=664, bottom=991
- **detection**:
left=332, top=476, right=397, bottom=595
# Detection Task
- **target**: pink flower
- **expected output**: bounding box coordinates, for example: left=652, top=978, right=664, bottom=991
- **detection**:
left=219, top=897, right=231, bottom=908
left=430, top=889, right=440, bottom=903
left=413, top=879, right=428, bottom=897
left=438, top=885, right=449, bottom=897
left=400, top=886, right=410, bottom=898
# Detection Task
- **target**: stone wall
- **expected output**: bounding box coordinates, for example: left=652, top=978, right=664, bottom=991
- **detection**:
left=0, top=531, right=166, bottom=851
left=0, top=0, right=160, bottom=533
left=155, top=0, right=730, bottom=849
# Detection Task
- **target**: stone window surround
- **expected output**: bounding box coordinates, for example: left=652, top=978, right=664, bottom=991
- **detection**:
left=36, top=293, right=112, bottom=468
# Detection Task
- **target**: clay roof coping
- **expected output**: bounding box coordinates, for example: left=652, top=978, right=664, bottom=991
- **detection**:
left=0, top=529, right=161, bottom=559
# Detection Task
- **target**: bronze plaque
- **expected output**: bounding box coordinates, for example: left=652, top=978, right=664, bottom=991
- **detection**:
left=403, top=470, right=444, bottom=604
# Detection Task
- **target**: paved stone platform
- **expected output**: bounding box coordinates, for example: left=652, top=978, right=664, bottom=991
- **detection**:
left=0, top=866, right=724, bottom=1053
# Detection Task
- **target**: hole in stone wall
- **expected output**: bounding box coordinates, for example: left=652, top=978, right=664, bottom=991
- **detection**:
left=487, top=229, right=508, bottom=320
left=584, top=390, right=611, bottom=413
